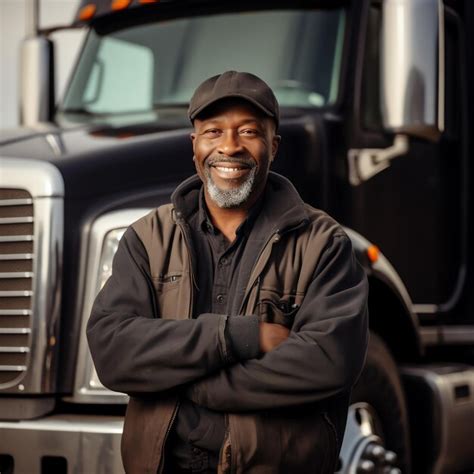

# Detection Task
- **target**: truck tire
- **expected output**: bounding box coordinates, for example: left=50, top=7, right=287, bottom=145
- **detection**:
left=348, top=332, right=411, bottom=473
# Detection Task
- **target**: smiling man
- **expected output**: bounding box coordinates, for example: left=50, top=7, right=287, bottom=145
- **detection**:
left=87, top=71, right=369, bottom=474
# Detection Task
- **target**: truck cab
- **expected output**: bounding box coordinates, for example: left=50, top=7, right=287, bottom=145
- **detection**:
left=1, top=1, right=474, bottom=472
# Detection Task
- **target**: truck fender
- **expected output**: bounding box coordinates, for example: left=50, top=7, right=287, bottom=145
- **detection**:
left=343, top=227, right=422, bottom=360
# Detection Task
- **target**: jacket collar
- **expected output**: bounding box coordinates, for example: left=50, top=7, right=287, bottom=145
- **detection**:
left=170, top=172, right=309, bottom=233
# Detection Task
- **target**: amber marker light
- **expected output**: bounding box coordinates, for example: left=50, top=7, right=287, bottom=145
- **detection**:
left=78, top=4, right=97, bottom=21
left=367, top=245, right=380, bottom=264
left=139, top=0, right=158, bottom=3
left=111, top=0, right=132, bottom=11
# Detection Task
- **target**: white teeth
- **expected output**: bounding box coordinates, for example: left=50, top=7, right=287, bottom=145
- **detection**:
left=215, top=166, right=244, bottom=173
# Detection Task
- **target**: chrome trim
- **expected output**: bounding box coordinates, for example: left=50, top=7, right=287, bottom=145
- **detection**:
left=0, top=157, right=64, bottom=394
left=0, top=310, right=32, bottom=316
left=20, top=35, right=54, bottom=126
left=413, top=304, right=439, bottom=314
left=0, top=328, right=31, bottom=335
left=0, top=158, right=64, bottom=197
left=0, top=365, right=27, bottom=372
left=381, top=0, right=444, bottom=140
left=0, top=415, right=124, bottom=474
left=441, top=326, right=474, bottom=345
left=0, top=347, right=30, bottom=353
left=0, top=291, right=33, bottom=297
left=0, top=199, right=33, bottom=206
left=0, top=235, right=34, bottom=243
left=348, top=134, right=409, bottom=186
left=0, top=254, right=34, bottom=261
left=71, top=208, right=152, bottom=404
left=0, top=217, right=34, bottom=224
left=0, top=272, right=34, bottom=279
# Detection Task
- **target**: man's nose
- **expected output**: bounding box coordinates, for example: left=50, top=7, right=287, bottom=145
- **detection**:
left=217, top=130, right=244, bottom=155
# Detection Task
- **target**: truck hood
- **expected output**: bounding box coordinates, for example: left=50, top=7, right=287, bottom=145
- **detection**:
left=0, top=121, right=196, bottom=199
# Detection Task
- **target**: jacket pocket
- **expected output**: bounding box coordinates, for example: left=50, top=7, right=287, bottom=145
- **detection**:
left=152, top=273, right=186, bottom=318
left=153, top=273, right=182, bottom=293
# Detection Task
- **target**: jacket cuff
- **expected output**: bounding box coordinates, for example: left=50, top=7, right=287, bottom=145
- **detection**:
left=225, top=316, right=260, bottom=362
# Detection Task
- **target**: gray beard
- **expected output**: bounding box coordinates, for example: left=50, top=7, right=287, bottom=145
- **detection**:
left=204, top=165, right=257, bottom=209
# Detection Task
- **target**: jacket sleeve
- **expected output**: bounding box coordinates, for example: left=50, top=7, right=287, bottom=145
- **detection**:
left=87, top=226, right=233, bottom=395
left=186, top=233, right=369, bottom=411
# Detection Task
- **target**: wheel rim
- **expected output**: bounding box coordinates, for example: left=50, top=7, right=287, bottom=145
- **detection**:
left=336, top=403, right=401, bottom=474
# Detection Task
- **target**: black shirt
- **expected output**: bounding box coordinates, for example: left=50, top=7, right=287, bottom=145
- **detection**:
left=167, top=189, right=263, bottom=472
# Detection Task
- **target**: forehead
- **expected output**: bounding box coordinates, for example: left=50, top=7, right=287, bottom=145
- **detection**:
left=194, top=98, right=268, bottom=125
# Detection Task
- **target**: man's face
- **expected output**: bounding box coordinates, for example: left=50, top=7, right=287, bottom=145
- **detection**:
left=191, top=99, right=280, bottom=209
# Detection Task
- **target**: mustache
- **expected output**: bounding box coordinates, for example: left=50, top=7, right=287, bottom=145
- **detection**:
left=206, top=156, right=256, bottom=168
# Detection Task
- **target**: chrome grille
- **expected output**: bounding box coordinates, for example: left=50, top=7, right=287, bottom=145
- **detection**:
left=0, top=189, right=33, bottom=386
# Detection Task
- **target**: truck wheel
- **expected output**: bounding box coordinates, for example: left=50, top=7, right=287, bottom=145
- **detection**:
left=337, top=333, right=411, bottom=473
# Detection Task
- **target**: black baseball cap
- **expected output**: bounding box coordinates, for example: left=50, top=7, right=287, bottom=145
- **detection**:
left=188, top=71, right=280, bottom=127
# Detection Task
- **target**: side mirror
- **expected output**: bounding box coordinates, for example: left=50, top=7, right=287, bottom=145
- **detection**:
left=381, top=0, right=444, bottom=141
left=20, top=35, right=55, bottom=126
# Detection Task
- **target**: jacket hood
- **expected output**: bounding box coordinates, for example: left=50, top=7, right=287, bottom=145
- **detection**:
left=170, top=172, right=310, bottom=233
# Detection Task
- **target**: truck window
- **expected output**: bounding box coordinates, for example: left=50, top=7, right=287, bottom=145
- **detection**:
left=60, top=8, right=345, bottom=121
left=82, top=38, right=153, bottom=113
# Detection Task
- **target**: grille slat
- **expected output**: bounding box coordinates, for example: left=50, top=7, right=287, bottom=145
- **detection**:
left=0, top=235, right=34, bottom=243
left=0, top=217, right=33, bottom=224
left=0, top=310, right=31, bottom=316
left=0, top=199, right=33, bottom=206
left=0, top=291, right=33, bottom=297
left=0, top=254, right=34, bottom=260
left=0, top=188, right=33, bottom=386
left=0, top=328, right=31, bottom=335
left=0, top=365, right=27, bottom=371
left=0, top=347, right=29, bottom=353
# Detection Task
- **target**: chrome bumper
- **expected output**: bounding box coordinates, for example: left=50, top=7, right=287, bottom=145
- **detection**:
left=0, top=414, right=124, bottom=473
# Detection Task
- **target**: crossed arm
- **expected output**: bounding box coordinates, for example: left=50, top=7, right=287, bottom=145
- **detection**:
left=87, top=226, right=368, bottom=411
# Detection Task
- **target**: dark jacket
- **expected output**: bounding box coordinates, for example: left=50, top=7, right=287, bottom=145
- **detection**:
left=87, top=172, right=369, bottom=473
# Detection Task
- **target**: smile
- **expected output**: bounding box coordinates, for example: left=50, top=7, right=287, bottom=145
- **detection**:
left=214, top=166, right=247, bottom=173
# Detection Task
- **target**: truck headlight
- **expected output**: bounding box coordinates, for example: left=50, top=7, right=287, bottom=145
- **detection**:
left=71, top=209, right=151, bottom=403
left=97, top=228, right=126, bottom=293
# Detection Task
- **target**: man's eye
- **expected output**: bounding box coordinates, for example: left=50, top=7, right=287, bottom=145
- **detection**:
left=240, top=129, right=258, bottom=136
left=204, top=129, right=220, bottom=136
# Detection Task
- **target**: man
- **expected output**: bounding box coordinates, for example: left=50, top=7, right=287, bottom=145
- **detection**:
left=87, top=71, right=368, bottom=474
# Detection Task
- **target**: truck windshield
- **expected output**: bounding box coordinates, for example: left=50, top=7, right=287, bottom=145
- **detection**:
left=60, top=8, right=345, bottom=121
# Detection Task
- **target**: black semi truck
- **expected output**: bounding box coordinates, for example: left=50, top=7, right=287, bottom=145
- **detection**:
left=1, top=0, right=474, bottom=472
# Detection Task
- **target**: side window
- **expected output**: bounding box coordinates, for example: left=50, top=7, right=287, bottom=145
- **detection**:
left=361, top=4, right=383, bottom=131
left=83, top=37, right=153, bottom=113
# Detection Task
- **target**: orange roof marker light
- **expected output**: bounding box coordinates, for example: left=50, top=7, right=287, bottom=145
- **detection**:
left=78, top=4, right=97, bottom=21
left=139, top=0, right=159, bottom=3
left=367, top=245, right=380, bottom=264
left=112, top=0, right=132, bottom=11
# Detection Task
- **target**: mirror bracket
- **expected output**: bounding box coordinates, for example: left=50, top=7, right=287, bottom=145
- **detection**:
left=348, top=135, right=409, bottom=186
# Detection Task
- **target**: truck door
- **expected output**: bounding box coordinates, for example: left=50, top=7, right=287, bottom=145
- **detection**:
left=349, top=3, right=466, bottom=315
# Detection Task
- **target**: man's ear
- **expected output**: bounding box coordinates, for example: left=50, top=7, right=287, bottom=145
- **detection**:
left=271, top=135, right=281, bottom=161
left=190, top=132, right=196, bottom=152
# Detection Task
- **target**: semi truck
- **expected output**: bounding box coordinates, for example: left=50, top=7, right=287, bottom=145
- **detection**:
left=1, top=0, right=474, bottom=472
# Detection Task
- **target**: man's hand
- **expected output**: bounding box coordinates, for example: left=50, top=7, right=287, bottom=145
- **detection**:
left=259, top=322, right=290, bottom=353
